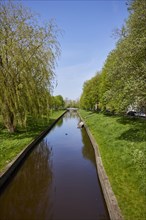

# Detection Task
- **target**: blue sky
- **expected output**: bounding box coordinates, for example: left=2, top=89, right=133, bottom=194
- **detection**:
left=22, top=0, right=129, bottom=100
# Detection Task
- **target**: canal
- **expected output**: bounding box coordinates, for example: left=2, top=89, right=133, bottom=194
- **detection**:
left=0, top=111, right=109, bottom=220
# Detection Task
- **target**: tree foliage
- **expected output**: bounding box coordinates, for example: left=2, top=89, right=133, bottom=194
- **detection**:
left=64, top=98, right=80, bottom=108
left=0, top=1, right=60, bottom=132
left=51, top=95, right=65, bottom=110
left=80, top=73, right=100, bottom=110
left=80, top=0, right=146, bottom=114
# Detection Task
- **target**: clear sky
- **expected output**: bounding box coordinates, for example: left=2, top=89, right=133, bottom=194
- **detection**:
left=22, top=0, right=129, bottom=100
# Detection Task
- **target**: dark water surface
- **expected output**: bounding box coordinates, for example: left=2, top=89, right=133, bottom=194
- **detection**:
left=0, top=112, right=109, bottom=220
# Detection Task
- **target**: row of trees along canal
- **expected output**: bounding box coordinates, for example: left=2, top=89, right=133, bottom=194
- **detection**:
left=80, top=0, right=146, bottom=114
left=0, top=1, right=64, bottom=133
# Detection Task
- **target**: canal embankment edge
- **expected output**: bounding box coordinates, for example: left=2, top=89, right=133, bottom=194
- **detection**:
left=0, top=111, right=67, bottom=190
left=78, top=112, right=124, bottom=220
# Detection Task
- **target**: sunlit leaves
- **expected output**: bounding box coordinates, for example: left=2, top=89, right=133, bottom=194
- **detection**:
left=0, top=1, right=60, bottom=132
left=81, top=0, right=146, bottom=113
left=80, top=73, right=100, bottom=110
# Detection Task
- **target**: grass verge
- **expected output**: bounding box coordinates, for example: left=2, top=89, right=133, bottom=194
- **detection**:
left=79, top=109, right=146, bottom=220
left=0, top=110, right=65, bottom=173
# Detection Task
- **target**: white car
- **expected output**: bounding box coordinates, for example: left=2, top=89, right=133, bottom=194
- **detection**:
left=135, top=112, right=146, bottom=117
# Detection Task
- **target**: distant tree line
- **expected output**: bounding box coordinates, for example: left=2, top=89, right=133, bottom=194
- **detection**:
left=65, top=98, right=80, bottom=108
left=51, top=95, right=65, bottom=110
left=80, top=0, right=146, bottom=114
left=0, top=0, right=60, bottom=132
left=50, top=96, right=80, bottom=110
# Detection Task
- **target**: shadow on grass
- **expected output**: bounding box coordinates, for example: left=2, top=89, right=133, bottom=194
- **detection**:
left=117, top=117, right=146, bottom=143
left=117, top=116, right=146, bottom=125
left=0, top=118, right=57, bottom=141
left=95, top=113, right=146, bottom=143
left=118, top=128, right=145, bottom=142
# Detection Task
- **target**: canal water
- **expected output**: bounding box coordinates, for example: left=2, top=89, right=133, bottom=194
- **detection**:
left=0, top=111, right=109, bottom=220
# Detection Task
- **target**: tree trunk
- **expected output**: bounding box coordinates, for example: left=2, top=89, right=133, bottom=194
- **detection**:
left=3, top=108, right=16, bottom=133
left=6, top=123, right=15, bottom=133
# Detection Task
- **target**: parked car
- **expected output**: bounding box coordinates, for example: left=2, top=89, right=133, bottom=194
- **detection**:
left=127, top=111, right=136, bottom=116
left=127, top=111, right=146, bottom=117
left=135, top=112, right=146, bottom=117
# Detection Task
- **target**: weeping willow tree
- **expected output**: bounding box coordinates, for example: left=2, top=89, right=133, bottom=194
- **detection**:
left=0, top=1, right=60, bottom=132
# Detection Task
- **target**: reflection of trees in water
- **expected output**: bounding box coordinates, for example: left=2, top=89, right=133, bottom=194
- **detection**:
left=65, top=111, right=79, bottom=120
left=81, top=128, right=96, bottom=166
left=0, top=140, right=53, bottom=220
left=56, top=117, right=63, bottom=127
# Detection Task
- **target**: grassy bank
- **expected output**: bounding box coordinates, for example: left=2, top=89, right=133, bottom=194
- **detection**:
left=0, top=110, right=65, bottom=173
left=79, top=110, right=146, bottom=220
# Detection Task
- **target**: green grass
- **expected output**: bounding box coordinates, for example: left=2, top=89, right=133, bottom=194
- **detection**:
left=0, top=110, right=65, bottom=172
left=79, top=109, right=146, bottom=220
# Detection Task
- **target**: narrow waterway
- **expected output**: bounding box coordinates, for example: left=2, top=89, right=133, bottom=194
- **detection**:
left=0, top=111, right=109, bottom=220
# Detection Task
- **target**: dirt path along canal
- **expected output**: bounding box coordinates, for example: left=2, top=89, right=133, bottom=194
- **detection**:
left=0, top=111, right=109, bottom=220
